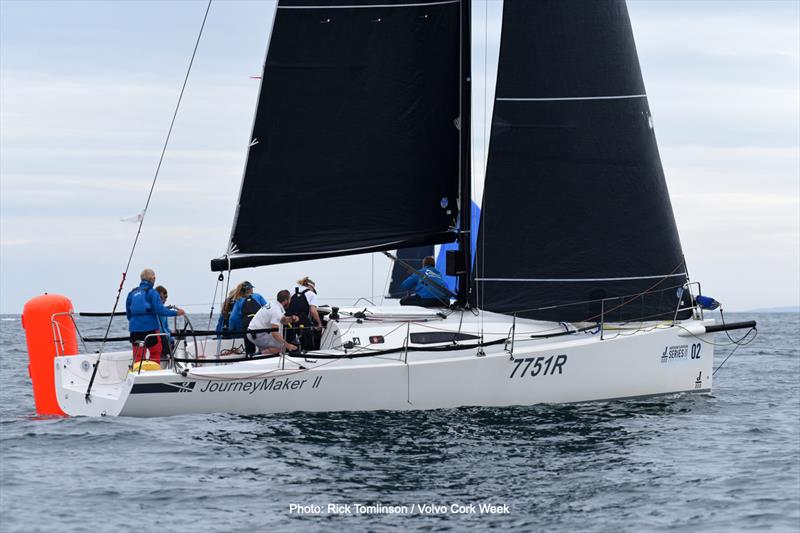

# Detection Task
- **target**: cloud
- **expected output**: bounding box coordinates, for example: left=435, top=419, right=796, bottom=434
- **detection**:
left=1, top=0, right=798, bottom=313
left=630, top=0, right=800, bottom=61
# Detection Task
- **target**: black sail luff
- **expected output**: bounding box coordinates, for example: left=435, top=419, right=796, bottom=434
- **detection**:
left=474, top=0, right=690, bottom=322
left=213, top=0, right=462, bottom=272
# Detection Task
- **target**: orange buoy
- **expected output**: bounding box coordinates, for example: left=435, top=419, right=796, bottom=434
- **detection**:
left=22, top=294, right=78, bottom=416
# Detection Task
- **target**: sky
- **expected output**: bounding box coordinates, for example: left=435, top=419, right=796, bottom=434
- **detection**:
left=1, top=0, right=798, bottom=315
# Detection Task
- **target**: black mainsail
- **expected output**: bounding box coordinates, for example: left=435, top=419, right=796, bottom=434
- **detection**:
left=212, top=0, right=464, bottom=271
left=473, top=0, right=689, bottom=322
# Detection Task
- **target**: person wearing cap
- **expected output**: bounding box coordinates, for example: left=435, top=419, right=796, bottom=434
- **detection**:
left=228, top=281, right=267, bottom=336
left=215, top=281, right=268, bottom=339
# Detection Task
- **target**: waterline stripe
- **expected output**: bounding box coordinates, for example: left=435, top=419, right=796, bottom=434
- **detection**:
left=278, top=0, right=459, bottom=9
left=496, top=94, right=647, bottom=102
left=476, top=273, right=687, bottom=282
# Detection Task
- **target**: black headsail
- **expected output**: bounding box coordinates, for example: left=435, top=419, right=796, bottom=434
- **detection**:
left=212, top=0, right=464, bottom=271
left=473, top=0, right=690, bottom=322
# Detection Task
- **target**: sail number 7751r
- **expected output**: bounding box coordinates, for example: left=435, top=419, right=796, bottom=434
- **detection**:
left=509, top=355, right=568, bottom=379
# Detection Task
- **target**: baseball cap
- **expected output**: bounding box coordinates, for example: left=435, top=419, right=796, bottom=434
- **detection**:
left=242, top=281, right=255, bottom=290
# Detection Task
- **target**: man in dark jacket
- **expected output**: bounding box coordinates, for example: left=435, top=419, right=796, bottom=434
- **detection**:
left=126, top=269, right=185, bottom=364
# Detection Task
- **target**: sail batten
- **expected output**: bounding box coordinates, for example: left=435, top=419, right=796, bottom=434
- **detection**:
left=496, top=94, right=647, bottom=102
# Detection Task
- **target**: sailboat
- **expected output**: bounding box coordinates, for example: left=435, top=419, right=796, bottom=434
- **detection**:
left=24, top=0, right=756, bottom=417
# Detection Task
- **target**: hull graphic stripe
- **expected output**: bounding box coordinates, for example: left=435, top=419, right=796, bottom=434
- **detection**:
left=130, top=382, right=196, bottom=394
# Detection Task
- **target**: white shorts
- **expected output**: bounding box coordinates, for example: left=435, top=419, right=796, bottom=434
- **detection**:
left=248, top=331, right=281, bottom=350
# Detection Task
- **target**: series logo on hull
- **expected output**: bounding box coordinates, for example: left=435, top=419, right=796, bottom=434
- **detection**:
left=660, top=343, right=701, bottom=364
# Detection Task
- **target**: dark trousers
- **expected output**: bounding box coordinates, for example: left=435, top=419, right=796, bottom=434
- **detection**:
left=243, top=335, right=256, bottom=355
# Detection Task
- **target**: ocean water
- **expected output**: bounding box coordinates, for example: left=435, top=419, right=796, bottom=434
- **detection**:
left=0, top=312, right=797, bottom=532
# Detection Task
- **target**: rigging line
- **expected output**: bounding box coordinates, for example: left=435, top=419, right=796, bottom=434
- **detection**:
left=579, top=259, right=687, bottom=323
left=206, top=276, right=221, bottom=332
left=215, top=257, right=234, bottom=358
left=478, top=0, right=489, bottom=325
left=203, top=274, right=223, bottom=356
left=86, top=0, right=213, bottom=402
left=382, top=251, right=454, bottom=306
left=719, top=308, right=754, bottom=345
left=379, top=253, right=393, bottom=306
left=674, top=323, right=757, bottom=348
left=187, top=321, right=414, bottom=379
left=501, top=261, right=689, bottom=323
left=712, top=336, right=753, bottom=376
left=408, top=318, right=581, bottom=337
left=491, top=281, right=688, bottom=318
left=673, top=308, right=759, bottom=348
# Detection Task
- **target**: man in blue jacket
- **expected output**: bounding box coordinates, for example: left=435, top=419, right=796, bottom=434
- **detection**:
left=126, top=268, right=185, bottom=364
left=399, top=256, right=450, bottom=307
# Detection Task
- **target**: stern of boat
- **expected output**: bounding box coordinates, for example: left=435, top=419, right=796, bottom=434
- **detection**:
left=54, top=352, right=134, bottom=416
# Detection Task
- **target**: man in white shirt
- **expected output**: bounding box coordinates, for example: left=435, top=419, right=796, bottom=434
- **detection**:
left=247, top=290, right=298, bottom=355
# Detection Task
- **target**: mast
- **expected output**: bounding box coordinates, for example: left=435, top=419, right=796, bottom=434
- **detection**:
left=456, top=0, right=472, bottom=306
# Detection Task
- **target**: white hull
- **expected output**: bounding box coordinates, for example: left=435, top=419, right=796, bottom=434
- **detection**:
left=54, top=309, right=715, bottom=417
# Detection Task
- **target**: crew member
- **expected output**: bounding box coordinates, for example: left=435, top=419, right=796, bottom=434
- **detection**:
left=247, top=290, right=298, bottom=355
left=399, top=256, right=449, bottom=307
left=126, top=269, right=185, bottom=364
left=286, top=276, right=322, bottom=350
left=228, top=281, right=267, bottom=332
left=216, top=281, right=266, bottom=338
left=155, top=285, right=175, bottom=356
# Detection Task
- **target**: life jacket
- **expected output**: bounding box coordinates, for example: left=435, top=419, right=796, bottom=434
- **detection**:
left=129, top=287, right=151, bottom=315
left=240, top=296, right=263, bottom=331
left=287, top=287, right=312, bottom=325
